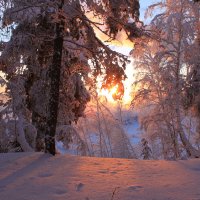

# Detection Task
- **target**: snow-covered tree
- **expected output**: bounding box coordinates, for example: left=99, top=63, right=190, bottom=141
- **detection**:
left=75, top=91, right=138, bottom=158
left=131, top=0, right=200, bottom=158
left=0, top=0, right=141, bottom=155
left=141, top=138, right=152, bottom=160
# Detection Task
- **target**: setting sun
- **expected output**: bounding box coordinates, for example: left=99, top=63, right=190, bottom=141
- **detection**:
left=95, top=58, right=135, bottom=105
left=99, top=85, right=119, bottom=102
left=97, top=82, right=133, bottom=105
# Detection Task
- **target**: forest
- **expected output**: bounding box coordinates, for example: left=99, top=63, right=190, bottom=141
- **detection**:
left=0, top=0, right=200, bottom=160
left=0, top=1, right=200, bottom=200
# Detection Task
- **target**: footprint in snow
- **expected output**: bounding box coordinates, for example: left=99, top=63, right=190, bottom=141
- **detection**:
left=117, top=163, right=123, bottom=165
left=76, top=183, right=84, bottom=192
left=38, top=172, right=53, bottom=178
left=127, top=185, right=143, bottom=191
left=192, top=167, right=200, bottom=171
left=110, top=171, right=117, bottom=174
left=98, top=170, right=108, bottom=174
left=54, top=188, right=68, bottom=195
left=93, top=162, right=100, bottom=165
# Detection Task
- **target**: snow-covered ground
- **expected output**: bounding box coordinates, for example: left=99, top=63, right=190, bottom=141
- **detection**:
left=0, top=153, right=200, bottom=200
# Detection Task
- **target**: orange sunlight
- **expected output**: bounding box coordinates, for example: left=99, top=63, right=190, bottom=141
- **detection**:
left=85, top=12, right=135, bottom=105
left=99, top=85, right=119, bottom=103
left=97, top=59, right=134, bottom=106
left=97, top=85, right=133, bottom=106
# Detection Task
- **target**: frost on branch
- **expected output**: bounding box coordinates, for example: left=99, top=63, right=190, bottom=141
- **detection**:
left=131, top=0, right=200, bottom=159
left=0, top=0, right=141, bottom=154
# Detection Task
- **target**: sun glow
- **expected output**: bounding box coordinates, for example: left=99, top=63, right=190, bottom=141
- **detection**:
left=85, top=10, right=135, bottom=105
left=96, top=59, right=135, bottom=105
left=100, top=85, right=118, bottom=101
left=98, top=83, right=132, bottom=105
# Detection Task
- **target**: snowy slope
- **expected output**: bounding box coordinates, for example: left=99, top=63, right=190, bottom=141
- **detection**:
left=0, top=153, right=200, bottom=200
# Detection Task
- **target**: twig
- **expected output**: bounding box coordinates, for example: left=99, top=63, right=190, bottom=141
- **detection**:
left=110, top=187, right=120, bottom=200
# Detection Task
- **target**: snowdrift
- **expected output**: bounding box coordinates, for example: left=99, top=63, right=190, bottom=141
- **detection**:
left=0, top=153, right=200, bottom=200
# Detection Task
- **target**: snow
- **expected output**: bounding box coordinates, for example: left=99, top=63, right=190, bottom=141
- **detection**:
left=124, top=116, right=141, bottom=144
left=0, top=153, right=200, bottom=200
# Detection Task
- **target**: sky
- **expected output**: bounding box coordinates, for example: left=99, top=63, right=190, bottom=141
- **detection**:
left=140, top=0, right=160, bottom=22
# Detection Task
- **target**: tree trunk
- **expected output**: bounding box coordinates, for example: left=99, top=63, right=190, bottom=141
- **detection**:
left=45, top=0, right=64, bottom=155
left=174, top=11, right=200, bottom=158
left=32, top=111, right=46, bottom=151
left=175, top=103, right=200, bottom=158
left=17, top=113, right=34, bottom=152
